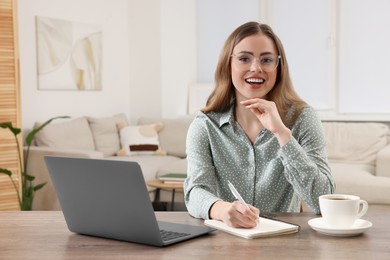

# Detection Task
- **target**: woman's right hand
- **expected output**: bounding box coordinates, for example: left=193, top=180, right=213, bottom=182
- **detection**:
left=209, top=200, right=260, bottom=228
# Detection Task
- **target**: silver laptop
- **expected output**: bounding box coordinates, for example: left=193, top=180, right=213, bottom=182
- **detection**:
left=44, top=156, right=214, bottom=247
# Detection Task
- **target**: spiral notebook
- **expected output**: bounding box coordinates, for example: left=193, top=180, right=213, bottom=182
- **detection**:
left=204, top=217, right=299, bottom=239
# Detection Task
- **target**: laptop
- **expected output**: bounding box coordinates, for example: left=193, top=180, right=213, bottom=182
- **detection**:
left=44, top=156, right=215, bottom=247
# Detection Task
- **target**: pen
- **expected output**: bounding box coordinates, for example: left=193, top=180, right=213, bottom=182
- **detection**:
left=228, top=180, right=259, bottom=223
left=227, top=180, right=250, bottom=209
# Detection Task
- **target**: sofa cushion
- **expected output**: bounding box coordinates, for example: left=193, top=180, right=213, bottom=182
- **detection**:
left=87, top=113, right=128, bottom=157
left=34, top=117, right=95, bottom=150
left=118, top=124, right=164, bottom=156
left=323, top=122, right=389, bottom=166
left=137, top=117, right=194, bottom=158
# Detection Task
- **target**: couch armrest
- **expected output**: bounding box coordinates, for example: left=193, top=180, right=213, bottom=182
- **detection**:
left=376, top=145, right=390, bottom=178
left=24, top=146, right=104, bottom=210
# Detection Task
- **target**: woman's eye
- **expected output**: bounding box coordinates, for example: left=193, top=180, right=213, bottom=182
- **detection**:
left=261, top=57, right=273, bottom=64
left=239, top=57, right=251, bottom=63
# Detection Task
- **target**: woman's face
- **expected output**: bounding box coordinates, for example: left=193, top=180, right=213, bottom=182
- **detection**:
left=231, top=33, right=279, bottom=102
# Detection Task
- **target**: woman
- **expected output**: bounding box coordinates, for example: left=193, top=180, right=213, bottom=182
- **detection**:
left=184, top=21, right=335, bottom=228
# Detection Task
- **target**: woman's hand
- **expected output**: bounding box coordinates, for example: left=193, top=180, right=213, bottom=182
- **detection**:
left=210, top=201, right=260, bottom=228
left=240, top=98, right=292, bottom=146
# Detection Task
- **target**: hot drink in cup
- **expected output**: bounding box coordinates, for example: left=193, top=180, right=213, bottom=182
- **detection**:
left=319, top=194, right=368, bottom=228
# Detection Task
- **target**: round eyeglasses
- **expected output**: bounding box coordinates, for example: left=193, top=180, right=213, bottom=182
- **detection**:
left=231, top=53, right=281, bottom=72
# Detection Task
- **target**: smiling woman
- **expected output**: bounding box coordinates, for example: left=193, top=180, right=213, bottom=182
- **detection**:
left=184, top=21, right=335, bottom=228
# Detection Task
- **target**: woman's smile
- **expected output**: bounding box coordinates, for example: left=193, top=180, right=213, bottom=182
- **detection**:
left=245, top=77, right=265, bottom=88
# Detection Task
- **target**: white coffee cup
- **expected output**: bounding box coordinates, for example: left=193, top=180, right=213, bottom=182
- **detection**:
left=319, top=194, right=368, bottom=228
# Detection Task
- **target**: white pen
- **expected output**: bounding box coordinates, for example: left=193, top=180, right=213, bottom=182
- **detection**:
left=228, top=180, right=259, bottom=223
left=227, top=180, right=250, bottom=209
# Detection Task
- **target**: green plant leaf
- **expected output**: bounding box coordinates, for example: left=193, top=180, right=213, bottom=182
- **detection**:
left=34, top=182, right=46, bottom=191
left=26, top=175, right=35, bottom=181
left=0, top=122, right=21, bottom=136
left=25, top=116, right=70, bottom=146
left=2, top=115, right=69, bottom=210
left=25, top=174, right=35, bottom=181
left=0, top=168, right=12, bottom=176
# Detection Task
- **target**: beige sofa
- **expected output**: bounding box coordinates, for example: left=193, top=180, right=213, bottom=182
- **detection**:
left=26, top=114, right=390, bottom=211
left=27, top=114, right=192, bottom=210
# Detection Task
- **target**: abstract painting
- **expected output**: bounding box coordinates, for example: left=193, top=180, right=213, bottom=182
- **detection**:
left=35, top=16, right=102, bottom=90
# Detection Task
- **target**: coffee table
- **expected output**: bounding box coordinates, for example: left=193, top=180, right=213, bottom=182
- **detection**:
left=147, top=179, right=184, bottom=211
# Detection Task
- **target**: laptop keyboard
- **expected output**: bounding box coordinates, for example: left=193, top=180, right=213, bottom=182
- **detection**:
left=160, top=229, right=191, bottom=241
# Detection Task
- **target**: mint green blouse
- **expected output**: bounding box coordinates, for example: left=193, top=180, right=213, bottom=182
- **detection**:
left=184, top=106, right=335, bottom=220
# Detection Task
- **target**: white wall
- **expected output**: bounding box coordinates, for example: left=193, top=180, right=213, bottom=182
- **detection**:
left=127, top=0, right=161, bottom=123
left=338, top=0, right=390, bottom=115
left=160, top=0, right=197, bottom=117
left=18, top=0, right=131, bottom=129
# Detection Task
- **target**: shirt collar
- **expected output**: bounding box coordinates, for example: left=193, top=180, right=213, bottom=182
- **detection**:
left=218, top=105, right=235, bottom=128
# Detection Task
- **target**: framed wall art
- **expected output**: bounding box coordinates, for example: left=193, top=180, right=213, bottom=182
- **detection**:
left=35, top=16, right=102, bottom=91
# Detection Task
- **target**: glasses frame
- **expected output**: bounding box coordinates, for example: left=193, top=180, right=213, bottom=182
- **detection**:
left=231, top=53, right=281, bottom=72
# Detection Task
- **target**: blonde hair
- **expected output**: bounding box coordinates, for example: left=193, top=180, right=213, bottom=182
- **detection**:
left=203, top=21, right=306, bottom=127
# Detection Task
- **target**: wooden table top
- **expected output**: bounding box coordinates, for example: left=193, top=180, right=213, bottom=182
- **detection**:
left=1, top=205, right=389, bottom=260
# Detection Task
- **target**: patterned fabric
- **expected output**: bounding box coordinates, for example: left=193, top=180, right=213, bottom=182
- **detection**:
left=184, top=106, right=335, bottom=220
left=119, top=124, right=161, bottom=156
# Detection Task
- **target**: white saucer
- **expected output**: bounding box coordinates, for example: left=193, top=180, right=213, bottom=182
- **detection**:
left=308, top=218, right=372, bottom=237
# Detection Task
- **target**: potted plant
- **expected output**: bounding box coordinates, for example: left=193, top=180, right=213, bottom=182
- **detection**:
left=0, top=116, right=69, bottom=210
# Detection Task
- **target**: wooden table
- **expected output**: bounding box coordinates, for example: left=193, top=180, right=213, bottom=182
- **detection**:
left=1, top=205, right=389, bottom=260
left=147, top=179, right=184, bottom=211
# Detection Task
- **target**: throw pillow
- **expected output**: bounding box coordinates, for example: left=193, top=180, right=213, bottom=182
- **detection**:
left=137, top=116, right=195, bottom=158
left=87, top=113, right=128, bottom=157
left=117, top=123, right=166, bottom=156
left=34, top=117, right=95, bottom=150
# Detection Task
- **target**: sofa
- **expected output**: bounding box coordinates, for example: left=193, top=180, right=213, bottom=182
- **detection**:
left=27, top=114, right=192, bottom=210
left=26, top=113, right=390, bottom=211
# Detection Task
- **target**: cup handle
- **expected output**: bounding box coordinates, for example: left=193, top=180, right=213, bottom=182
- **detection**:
left=357, top=200, right=368, bottom=219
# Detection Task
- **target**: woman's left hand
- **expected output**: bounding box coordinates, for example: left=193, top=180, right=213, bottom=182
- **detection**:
left=240, top=98, right=292, bottom=146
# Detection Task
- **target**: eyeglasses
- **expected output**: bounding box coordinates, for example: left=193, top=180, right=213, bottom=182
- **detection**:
left=231, top=53, right=281, bottom=72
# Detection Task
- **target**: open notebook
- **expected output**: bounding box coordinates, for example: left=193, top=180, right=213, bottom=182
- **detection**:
left=205, top=217, right=299, bottom=239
